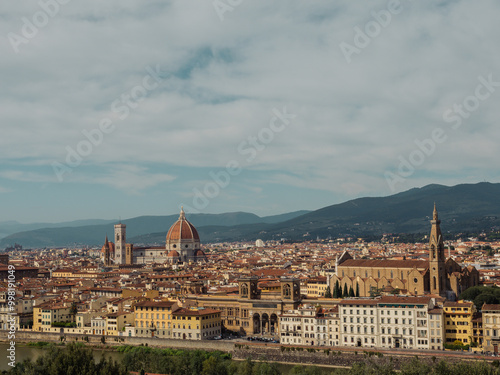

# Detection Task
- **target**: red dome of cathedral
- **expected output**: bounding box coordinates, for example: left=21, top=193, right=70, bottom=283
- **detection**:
left=166, top=207, right=200, bottom=242
left=167, top=250, right=180, bottom=257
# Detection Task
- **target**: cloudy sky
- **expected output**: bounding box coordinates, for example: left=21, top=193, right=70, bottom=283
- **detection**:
left=1, top=0, right=499, bottom=223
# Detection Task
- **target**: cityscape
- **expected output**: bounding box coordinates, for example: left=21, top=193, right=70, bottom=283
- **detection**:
left=2, top=1, right=500, bottom=374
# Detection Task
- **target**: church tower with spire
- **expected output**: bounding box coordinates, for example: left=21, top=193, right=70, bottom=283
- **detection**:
left=104, top=235, right=111, bottom=267
left=429, top=203, right=446, bottom=295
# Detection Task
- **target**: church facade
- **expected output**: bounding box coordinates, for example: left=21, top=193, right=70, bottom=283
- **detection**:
left=330, top=205, right=479, bottom=300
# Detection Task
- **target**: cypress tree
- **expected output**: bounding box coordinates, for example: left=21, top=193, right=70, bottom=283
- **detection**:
left=349, top=286, right=355, bottom=297
left=356, top=282, right=360, bottom=297
left=324, top=286, right=332, bottom=298
left=343, top=283, right=348, bottom=298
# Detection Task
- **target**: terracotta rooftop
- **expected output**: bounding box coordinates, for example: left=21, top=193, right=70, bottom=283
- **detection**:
left=173, top=308, right=220, bottom=316
left=482, top=304, right=500, bottom=311
left=340, top=259, right=429, bottom=269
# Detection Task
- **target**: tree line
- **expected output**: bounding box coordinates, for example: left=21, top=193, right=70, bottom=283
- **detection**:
left=324, top=281, right=360, bottom=298
left=5, top=343, right=500, bottom=375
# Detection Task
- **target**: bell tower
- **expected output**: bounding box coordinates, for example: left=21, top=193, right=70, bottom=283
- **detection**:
left=280, top=278, right=301, bottom=301
left=114, top=223, right=126, bottom=265
left=429, top=203, right=446, bottom=296
left=103, top=235, right=111, bottom=267
left=238, top=277, right=259, bottom=300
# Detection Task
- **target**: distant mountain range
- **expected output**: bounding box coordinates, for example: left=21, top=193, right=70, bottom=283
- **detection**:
left=2, top=182, right=500, bottom=249
left=0, top=211, right=310, bottom=248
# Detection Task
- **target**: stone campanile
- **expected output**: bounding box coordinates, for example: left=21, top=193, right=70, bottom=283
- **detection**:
left=429, top=203, right=446, bottom=296
left=114, top=223, right=126, bottom=265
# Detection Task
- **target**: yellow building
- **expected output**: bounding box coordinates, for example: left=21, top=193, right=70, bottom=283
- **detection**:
left=443, top=300, right=475, bottom=345
left=106, top=312, right=134, bottom=336
left=172, top=307, right=221, bottom=340
left=52, top=269, right=74, bottom=278
left=306, top=277, right=329, bottom=298
left=482, top=304, right=500, bottom=353
left=134, top=300, right=175, bottom=338
left=33, top=303, right=73, bottom=332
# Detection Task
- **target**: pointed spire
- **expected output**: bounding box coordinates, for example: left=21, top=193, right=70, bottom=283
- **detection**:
left=105, top=234, right=109, bottom=246
left=179, top=206, right=186, bottom=220
left=433, top=202, right=438, bottom=221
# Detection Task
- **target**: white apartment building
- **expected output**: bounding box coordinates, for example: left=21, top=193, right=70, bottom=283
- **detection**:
left=91, top=315, right=107, bottom=335
left=279, top=305, right=339, bottom=346
left=339, top=300, right=378, bottom=348
left=339, top=296, right=438, bottom=351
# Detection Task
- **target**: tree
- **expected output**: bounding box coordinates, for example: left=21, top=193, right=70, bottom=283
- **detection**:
left=252, top=362, right=281, bottom=375
left=70, top=301, right=78, bottom=317
left=343, top=284, right=349, bottom=298
left=9, top=343, right=128, bottom=375
left=324, top=286, right=332, bottom=298
left=355, top=283, right=360, bottom=297
left=459, top=285, right=500, bottom=310
left=237, top=358, right=254, bottom=375
left=399, top=357, right=431, bottom=375
left=332, top=283, right=338, bottom=298
left=349, top=286, right=355, bottom=297
left=335, top=280, right=341, bottom=298
left=201, top=356, right=227, bottom=375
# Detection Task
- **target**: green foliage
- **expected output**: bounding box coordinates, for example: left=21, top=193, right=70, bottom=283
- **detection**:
left=7, top=343, right=127, bottom=375
left=400, top=357, right=431, bottom=375
left=333, top=280, right=341, bottom=298
left=27, top=342, right=50, bottom=347
left=349, top=362, right=396, bottom=375
left=349, top=286, right=355, bottom=297
left=459, top=285, right=500, bottom=310
left=52, top=321, right=76, bottom=327
left=343, top=284, right=349, bottom=298
left=13, top=342, right=500, bottom=375
left=289, top=365, right=322, bottom=375
left=70, top=301, right=78, bottom=316
left=324, top=286, right=332, bottom=298
left=355, top=283, right=360, bottom=297
left=443, top=342, right=470, bottom=351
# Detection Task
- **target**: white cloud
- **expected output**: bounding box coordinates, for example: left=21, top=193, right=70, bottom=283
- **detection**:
left=1, top=0, right=499, bottom=218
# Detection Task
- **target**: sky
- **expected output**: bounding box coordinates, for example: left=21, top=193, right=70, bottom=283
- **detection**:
left=1, top=0, right=499, bottom=223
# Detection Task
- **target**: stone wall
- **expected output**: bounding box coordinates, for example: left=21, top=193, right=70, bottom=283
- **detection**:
left=0, top=330, right=233, bottom=352
left=232, top=345, right=481, bottom=370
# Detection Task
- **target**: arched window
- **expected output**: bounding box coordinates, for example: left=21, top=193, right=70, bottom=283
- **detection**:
left=433, top=277, right=437, bottom=290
